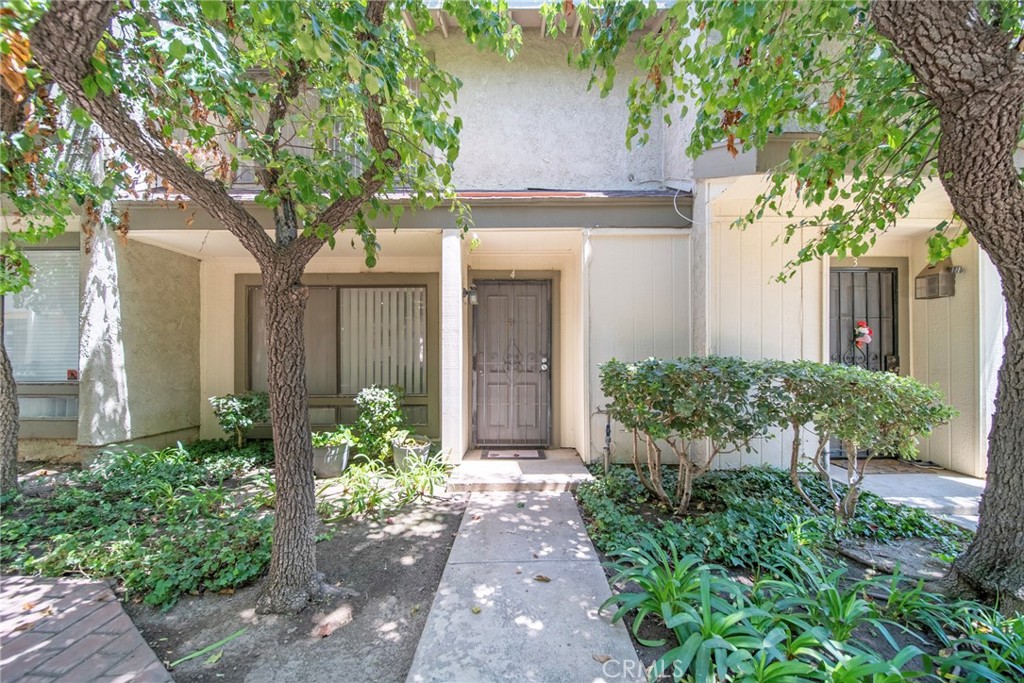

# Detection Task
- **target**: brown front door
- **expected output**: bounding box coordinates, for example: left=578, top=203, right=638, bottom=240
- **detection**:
left=473, top=280, right=552, bottom=447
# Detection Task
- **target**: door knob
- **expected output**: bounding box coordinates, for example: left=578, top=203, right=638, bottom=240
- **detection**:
left=540, top=363, right=549, bottom=371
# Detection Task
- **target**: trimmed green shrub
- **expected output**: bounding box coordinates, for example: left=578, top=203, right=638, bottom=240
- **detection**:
left=208, top=391, right=269, bottom=448
left=601, top=356, right=956, bottom=520
left=601, top=356, right=778, bottom=514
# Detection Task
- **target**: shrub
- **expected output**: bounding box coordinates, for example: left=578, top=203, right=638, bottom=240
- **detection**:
left=576, top=465, right=969, bottom=567
left=602, top=356, right=956, bottom=520
left=354, top=385, right=407, bottom=459
left=311, top=425, right=358, bottom=449
left=601, top=356, right=779, bottom=514
left=762, top=360, right=956, bottom=519
left=209, top=391, right=269, bottom=448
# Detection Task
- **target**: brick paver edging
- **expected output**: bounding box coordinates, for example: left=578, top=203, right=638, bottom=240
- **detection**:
left=0, top=575, right=172, bottom=683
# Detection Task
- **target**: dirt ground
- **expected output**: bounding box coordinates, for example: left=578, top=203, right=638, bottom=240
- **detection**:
left=127, top=495, right=467, bottom=683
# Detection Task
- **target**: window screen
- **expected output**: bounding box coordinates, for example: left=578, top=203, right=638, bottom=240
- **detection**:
left=249, top=285, right=427, bottom=397
left=3, top=251, right=80, bottom=383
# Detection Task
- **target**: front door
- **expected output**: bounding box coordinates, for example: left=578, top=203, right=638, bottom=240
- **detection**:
left=828, top=268, right=899, bottom=372
left=473, top=280, right=552, bottom=447
left=828, top=267, right=899, bottom=458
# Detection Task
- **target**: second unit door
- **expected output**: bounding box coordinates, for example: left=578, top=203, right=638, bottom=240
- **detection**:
left=473, top=280, right=552, bottom=447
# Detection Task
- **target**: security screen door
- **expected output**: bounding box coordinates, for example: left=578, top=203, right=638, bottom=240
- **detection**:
left=828, top=268, right=899, bottom=458
left=473, top=280, right=552, bottom=447
left=828, top=268, right=898, bottom=372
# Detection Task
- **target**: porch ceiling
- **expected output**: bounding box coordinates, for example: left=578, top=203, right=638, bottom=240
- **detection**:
left=711, top=175, right=955, bottom=234
left=129, top=225, right=583, bottom=260
left=128, top=228, right=443, bottom=260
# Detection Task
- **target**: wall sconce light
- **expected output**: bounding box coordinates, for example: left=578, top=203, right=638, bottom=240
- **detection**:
left=915, top=258, right=961, bottom=300
left=463, top=285, right=478, bottom=306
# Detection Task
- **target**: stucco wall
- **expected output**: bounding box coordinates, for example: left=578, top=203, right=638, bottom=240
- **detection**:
left=425, top=34, right=664, bottom=191
left=586, top=230, right=693, bottom=463
left=78, top=232, right=200, bottom=447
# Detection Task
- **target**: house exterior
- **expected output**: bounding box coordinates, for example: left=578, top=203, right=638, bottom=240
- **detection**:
left=3, top=8, right=1004, bottom=479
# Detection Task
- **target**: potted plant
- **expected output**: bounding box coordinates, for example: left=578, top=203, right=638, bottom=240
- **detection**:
left=391, top=430, right=432, bottom=471
left=311, top=426, right=358, bottom=478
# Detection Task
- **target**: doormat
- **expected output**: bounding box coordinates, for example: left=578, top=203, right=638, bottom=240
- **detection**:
left=480, top=449, right=546, bottom=460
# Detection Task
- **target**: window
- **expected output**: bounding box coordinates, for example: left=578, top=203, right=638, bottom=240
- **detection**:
left=248, top=285, right=429, bottom=398
left=2, top=250, right=80, bottom=383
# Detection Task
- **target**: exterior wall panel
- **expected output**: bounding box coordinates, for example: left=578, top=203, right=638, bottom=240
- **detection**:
left=79, top=235, right=201, bottom=448
left=587, top=232, right=692, bottom=463
left=426, top=34, right=663, bottom=191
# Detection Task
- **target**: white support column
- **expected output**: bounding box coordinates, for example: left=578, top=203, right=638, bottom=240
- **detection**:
left=440, top=229, right=466, bottom=462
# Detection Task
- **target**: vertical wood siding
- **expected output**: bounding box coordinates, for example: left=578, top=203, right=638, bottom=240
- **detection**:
left=587, top=233, right=693, bottom=463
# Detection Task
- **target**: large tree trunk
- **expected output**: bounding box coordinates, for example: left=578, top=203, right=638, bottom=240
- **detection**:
left=0, top=329, right=19, bottom=495
left=253, top=268, right=326, bottom=614
left=956, top=281, right=1024, bottom=611
left=873, top=0, right=1024, bottom=612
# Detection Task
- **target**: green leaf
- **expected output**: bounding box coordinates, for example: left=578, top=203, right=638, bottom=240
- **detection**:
left=168, top=39, right=187, bottom=61
left=199, top=0, right=227, bottom=22
left=70, top=107, right=92, bottom=127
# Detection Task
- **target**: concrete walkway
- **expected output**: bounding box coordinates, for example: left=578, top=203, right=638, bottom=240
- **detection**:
left=0, top=575, right=172, bottom=683
left=406, top=492, right=642, bottom=682
left=834, top=467, right=985, bottom=530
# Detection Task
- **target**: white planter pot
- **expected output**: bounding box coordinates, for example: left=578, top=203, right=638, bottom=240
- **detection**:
left=312, top=443, right=351, bottom=478
left=391, top=436, right=431, bottom=471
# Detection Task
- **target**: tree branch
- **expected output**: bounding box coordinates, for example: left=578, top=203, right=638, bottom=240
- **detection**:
left=30, top=0, right=277, bottom=266
left=288, top=0, right=399, bottom=267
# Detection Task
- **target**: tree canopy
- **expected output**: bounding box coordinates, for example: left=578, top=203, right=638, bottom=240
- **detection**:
left=557, top=0, right=1024, bottom=608
left=549, top=0, right=1023, bottom=272
left=2, top=0, right=520, bottom=611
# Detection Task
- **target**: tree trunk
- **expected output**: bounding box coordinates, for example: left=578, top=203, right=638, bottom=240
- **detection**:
left=254, top=270, right=326, bottom=614
left=0, top=330, right=19, bottom=495
left=953, top=278, right=1024, bottom=611
left=872, top=0, right=1024, bottom=611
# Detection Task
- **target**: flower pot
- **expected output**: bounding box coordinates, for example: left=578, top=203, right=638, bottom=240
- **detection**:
left=391, top=436, right=431, bottom=471
left=312, top=443, right=351, bottom=478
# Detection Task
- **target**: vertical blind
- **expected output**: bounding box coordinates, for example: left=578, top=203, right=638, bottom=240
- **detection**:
left=249, top=285, right=427, bottom=396
left=3, top=250, right=80, bottom=383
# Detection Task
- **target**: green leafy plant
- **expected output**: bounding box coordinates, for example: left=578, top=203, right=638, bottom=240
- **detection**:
left=208, top=392, right=270, bottom=448
left=601, top=356, right=779, bottom=514
left=0, top=443, right=272, bottom=609
left=602, top=357, right=956, bottom=520
left=577, top=465, right=970, bottom=569
left=354, top=386, right=408, bottom=460
left=311, top=425, right=358, bottom=449
left=936, top=609, right=1024, bottom=683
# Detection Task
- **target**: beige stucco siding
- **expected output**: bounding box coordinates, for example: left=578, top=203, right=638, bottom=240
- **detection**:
left=426, top=34, right=663, bottom=191
left=586, top=231, right=693, bottom=463
left=78, top=233, right=200, bottom=447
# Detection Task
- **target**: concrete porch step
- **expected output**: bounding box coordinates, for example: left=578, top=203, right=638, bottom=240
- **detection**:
left=446, top=449, right=594, bottom=492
